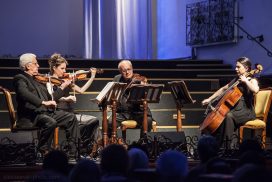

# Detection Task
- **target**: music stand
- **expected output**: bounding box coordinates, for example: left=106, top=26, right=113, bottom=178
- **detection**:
left=92, top=82, right=127, bottom=147
left=126, top=84, right=164, bottom=134
left=168, top=81, right=196, bottom=132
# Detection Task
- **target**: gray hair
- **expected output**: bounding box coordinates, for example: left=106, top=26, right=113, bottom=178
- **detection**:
left=19, top=53, right=36, bottom=70
left=118, top=60, right=132, bottom=70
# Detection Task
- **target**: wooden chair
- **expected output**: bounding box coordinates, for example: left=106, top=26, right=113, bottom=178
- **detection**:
left=239, top=89, right=272, bottom=147
left=0, top=86, right=59, bottom=149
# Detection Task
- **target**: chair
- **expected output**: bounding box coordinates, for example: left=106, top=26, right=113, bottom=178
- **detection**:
left=0, top=86, right=59, bottom=149
left=239, top=89, right=272, bottom=147
left=120, top=84, right=163, bottom=142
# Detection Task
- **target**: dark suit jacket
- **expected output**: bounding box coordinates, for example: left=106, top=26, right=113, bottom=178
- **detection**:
left=13, top=72, right=65, bottom=127
left=113, top=74, right=144, bottom=113
left=113, top=74, right=122, bottom=83
left=113, top=74, right=153, bottom=121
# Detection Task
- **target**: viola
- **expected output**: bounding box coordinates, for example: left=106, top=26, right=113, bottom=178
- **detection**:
left=199, top=64, right=263, bottom=134
left=60, top=68, right=104, bottom=81
left=124, top=73, right=148, bottom=91
left=34, top=74, right=63, bottom=86
left=131, top=73, right=148, bottom=84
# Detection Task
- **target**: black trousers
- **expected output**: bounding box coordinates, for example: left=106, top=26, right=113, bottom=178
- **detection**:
left=35, top=110, right=79, bottom=152
left=213, top=106, right=255, bottom=148
left=76, top=113, right=101, bottom=147
left=213, top=112, right=236, bottom=148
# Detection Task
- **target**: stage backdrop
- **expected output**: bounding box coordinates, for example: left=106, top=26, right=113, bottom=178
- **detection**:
left=83, top=0, right=190, bottom=59
left=0, top=0, right=271, bottom=74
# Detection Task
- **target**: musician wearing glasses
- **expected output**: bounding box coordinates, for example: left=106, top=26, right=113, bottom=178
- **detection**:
left=112, top=60, right=154, bottom=136
left=13, top=53, right=78, bottom=154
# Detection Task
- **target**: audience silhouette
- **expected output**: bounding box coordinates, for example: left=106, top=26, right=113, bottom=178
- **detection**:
left=69, top=159, right=101, bottom=182
left=100, top=144, right=129, bottom=182
left=156, top=150, right=188, bottom=182
left=29, top=150, right=69, bottom=182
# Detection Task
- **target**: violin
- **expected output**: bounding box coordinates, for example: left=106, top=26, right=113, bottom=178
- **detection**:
left=60, top=68, right=104, bottom=81
left=34, top=74, right=63, bottom=86
left=131, top=73, right=147, bottom=84
left=124, top=73, right=148, bottom=91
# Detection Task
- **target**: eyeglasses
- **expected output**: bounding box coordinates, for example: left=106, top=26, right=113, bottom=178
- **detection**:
left=121, top=68, right=132, bottom=73
left=28, top=61, right=39, bottom=66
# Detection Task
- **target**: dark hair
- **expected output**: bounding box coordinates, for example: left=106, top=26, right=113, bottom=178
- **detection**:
left=236, top=57, right=252, bottom=71
left=100, top=144, right=129, bottom=175
left=197, top=135, right=219, bottom=163
left=42, top=150, right=69, bottom=175
left=48, top=53, right=68, bottom=74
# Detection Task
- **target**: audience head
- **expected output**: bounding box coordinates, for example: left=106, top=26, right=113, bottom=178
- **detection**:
left=69, top=159, right=100, bottom=182
left=29, top=170, right=67, bottom=182
left=239, top=139, right=263, bottom=155
left=42, top=150, right=69, bottom=176
left=156, top=150, right=188, bottom=182
left=197, top=135, right=219, bottom=163
left=232, top=164, right=271, bottom=182
left=128, top=147, right=149, bottom=172
left=206, top=157, right=232, bottom=174
left=100, top=144, right=129, bottom=176
left=118, top=60, right=133, bottom=80
left=239, top=150, right=265, bottom=167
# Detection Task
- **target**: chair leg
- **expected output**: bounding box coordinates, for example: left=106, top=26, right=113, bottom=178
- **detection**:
left=121, top=125, right=127, bottom=142
left=53, top=127, right=59, bottom=149
left=261, top=128, right=266, bottom=149
left=152, top=121, right=157, bottom=132
left=239, top=127, right=244, bottom=143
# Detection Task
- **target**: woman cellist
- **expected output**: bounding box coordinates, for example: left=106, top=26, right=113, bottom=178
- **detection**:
left=201, top=57, right=259, bottom=147
left=47, top=53, right=101, bottom=153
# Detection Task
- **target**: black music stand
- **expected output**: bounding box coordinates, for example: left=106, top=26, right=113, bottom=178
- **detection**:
left=126, top=84, right=164, bottom=134
left=92, top=82, right=127, bottom=147
left=168, top=81, right=196, bottom=132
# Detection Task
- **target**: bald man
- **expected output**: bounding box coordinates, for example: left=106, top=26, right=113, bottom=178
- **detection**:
left=112, top=60, right=154, bottom=136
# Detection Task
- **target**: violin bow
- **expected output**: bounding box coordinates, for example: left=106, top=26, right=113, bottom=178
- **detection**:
left=73, top=70, right=76, bottom=97
left=47, top=74, right=54, bottom=101
left=48, top=74, right=56, bottom=111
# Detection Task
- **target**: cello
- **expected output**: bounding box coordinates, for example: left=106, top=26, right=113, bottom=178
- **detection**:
left=199, top=64, right=263, bottom=134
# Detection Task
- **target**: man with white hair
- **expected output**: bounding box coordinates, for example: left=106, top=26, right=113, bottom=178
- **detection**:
left=112, top=60, right=154, bottom=136
left=13, top=53, right=79, bottom=154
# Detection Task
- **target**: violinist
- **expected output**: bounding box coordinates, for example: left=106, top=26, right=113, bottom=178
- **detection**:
left=13, top=53, right=79, bottom=154
left=47, top=53, right=101, bottom=151
left=112, top=59, right=154, bottom=136
left=202, top=57, right=259, bottom=147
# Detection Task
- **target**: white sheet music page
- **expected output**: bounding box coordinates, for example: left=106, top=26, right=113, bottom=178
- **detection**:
left=94, top=82, right=116, bottom=103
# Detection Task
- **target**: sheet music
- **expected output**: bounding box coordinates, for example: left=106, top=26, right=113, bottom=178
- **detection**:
left=169, top=80, right=195, bottom=105
left=94, top=82, right=116, bottom=103
left=178, top=83, right=194, bottom=103
left=127, top=84, right=164, bottom=103
left=92, top=82, right=127, bottom=104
